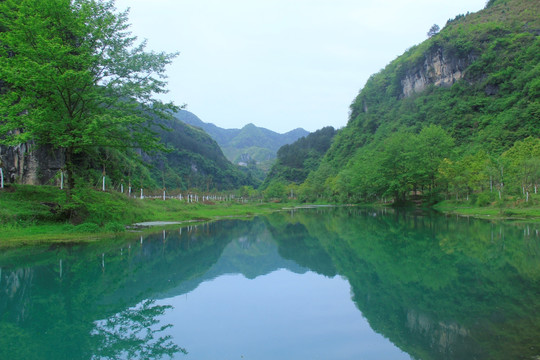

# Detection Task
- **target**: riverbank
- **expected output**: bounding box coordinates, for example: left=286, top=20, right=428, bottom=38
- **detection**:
left=0, top=185, right=289, bottom=247
left=3, top=185, right=539, bottom=247
left=433, top=198, right=540, bottom=222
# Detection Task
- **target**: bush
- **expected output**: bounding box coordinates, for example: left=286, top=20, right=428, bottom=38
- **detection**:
left=104, top=222, right=125, bottom=233
left=476, top=192, right=494, bottom=207
left=71, top=222, right=100, bottom=233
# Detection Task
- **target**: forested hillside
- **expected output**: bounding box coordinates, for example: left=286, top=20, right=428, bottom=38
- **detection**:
left=176, top=110, right=309, bottom=173
left=147, top=117, right=255, bottom=190
left=263, top=126, right=336, bottom=186
left=298, top=0, right=539, bottom=204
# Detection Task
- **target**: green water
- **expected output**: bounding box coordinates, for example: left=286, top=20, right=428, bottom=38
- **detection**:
left=0, top=207, right=539, bottom=359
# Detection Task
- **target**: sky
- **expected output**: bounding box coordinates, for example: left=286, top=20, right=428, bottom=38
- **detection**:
left=114, top=0, right=487, bottom=133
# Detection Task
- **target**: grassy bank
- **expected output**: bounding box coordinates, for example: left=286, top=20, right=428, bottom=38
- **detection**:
left=0, top=185, right=289, bottom=246
left=3, top=185, right=539, bottom=247
left=433, top=196, right=540, bottom=222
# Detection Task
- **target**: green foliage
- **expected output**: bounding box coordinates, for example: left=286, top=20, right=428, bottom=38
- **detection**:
left=314, top=125, right=455, bottom=203
left=152, top=117, right=254, bottom=190
left=0, top=0, right=178, bottom=192
left=476, top=192, right=495, bottom=206
left=264, top=126, right=336, bottom=187
left=263, top=181, right=287, bottom=202
left=175, top=110, right=309, bottom=179
left=501, top=137, right=540, bottom=195
left=0, top=1, right=255, bottom=193
left=0, top=184, right=288, bottom=244
left=238, top=185, right=257, bottom=198
left=427, top=24, right=440, bottom=37
left=71, top=222, right=100, bottom=233
left=302, top=0, right=540, bottom=204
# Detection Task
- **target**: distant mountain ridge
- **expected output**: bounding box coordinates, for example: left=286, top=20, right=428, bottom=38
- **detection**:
left=174, top=110, right=309, bottom=170
left=152, top=116, right=254, bottom=190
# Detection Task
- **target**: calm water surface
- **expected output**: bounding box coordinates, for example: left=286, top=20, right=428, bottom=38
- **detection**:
left=1, top=208, right=539, bottom=359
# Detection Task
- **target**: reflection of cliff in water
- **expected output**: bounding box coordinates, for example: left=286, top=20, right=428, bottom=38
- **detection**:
left=265, top=207, right=540, bottom=360
left=0, top=267, right=33, bottom=323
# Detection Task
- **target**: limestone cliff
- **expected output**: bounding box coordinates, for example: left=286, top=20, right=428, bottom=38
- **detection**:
left=0, top=142, right=64, bottom=186
left=401, top=47, right=477, bottom=98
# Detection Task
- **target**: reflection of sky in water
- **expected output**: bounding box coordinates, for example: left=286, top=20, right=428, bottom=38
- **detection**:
left=156, top=270, right=411, bottom=360
left=1, top=210, right=539, bottom=359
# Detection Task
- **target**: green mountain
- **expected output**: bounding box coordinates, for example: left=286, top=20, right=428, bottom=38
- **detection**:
left=299, top=0, right=540, bottom=203
left=0, top=115, right=254, bottom=191
left=150, top=116, right=255, bottom=190
left=175, top=110, right=309, bottom=172
left=263, top=126, right=337, bottom=186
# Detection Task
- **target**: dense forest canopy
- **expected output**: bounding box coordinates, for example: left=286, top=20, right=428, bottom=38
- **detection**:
left=263, top=126, right=336, bottom=187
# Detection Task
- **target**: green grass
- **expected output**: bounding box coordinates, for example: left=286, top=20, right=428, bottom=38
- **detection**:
left=0, top=184, right=290, bottom=247
left=434, top=197, right=540, bottom=222
left=3, top=184, right=538, bottom=247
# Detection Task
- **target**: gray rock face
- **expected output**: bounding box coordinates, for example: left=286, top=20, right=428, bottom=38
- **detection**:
left=0, top=142, right=64, bottom=185
left=401, top=47, right=476, bottom=98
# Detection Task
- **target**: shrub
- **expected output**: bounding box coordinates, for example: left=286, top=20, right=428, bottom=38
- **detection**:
left=71, top=222, right=100, bottom=233
left=105, top=222, right=125, bottom=233
left=476, top=192, right=494, bottom=207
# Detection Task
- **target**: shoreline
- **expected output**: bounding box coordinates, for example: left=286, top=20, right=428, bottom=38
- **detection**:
left=1, top=185, right=539, bottom=247
left=432, top=200, right=540, bottom=223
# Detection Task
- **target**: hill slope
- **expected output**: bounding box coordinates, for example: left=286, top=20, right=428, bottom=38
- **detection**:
left=0, top=116, right=253, bottom=191
left=175, top=110, right=309, bottom=170
left=263, top=126, right=337, bottom=186
left=151, top=117, right=254, bottom=190
left=300, top=0, right=540, bottom=203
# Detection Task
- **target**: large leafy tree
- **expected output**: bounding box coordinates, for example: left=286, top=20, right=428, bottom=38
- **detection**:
left=0, top=0, right=178, bottom=193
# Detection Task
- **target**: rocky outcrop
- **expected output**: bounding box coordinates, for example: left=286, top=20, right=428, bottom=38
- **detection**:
left=0, top=142, right=64, bottom=186
left=407, top=309, right=471, bottom=357
left=401, top=47, right=476, bottom=98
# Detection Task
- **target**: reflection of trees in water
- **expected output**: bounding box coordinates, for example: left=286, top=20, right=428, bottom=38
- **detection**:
left=0, top=219, right=264, bottom=359
left=0, top=268, right=33, bottom=323
left=266, top=207, right=540, bottom=360
left=0, top=222, right=236, bottom=360
left=92, top=300, right=186, bottom=359
left=1, top=211, right=539, bottom=360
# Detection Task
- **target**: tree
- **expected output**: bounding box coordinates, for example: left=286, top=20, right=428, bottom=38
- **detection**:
left=379, top=132, right=418, bottom=202
left=502, top=137, right=540, bottom=199
left=263, top=181, right=286, bottom=202
left=416, top=125, right=454, bottom=193
left=427, top=24, right=440, bottom=37
left=0, top=0, right=178, bottom=196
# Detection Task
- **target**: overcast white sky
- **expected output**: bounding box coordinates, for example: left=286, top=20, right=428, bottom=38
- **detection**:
left=114, top=0, right=487, bottom=133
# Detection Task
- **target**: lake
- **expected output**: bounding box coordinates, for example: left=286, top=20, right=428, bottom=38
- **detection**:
left=0, top=207, right=539, bottom=359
